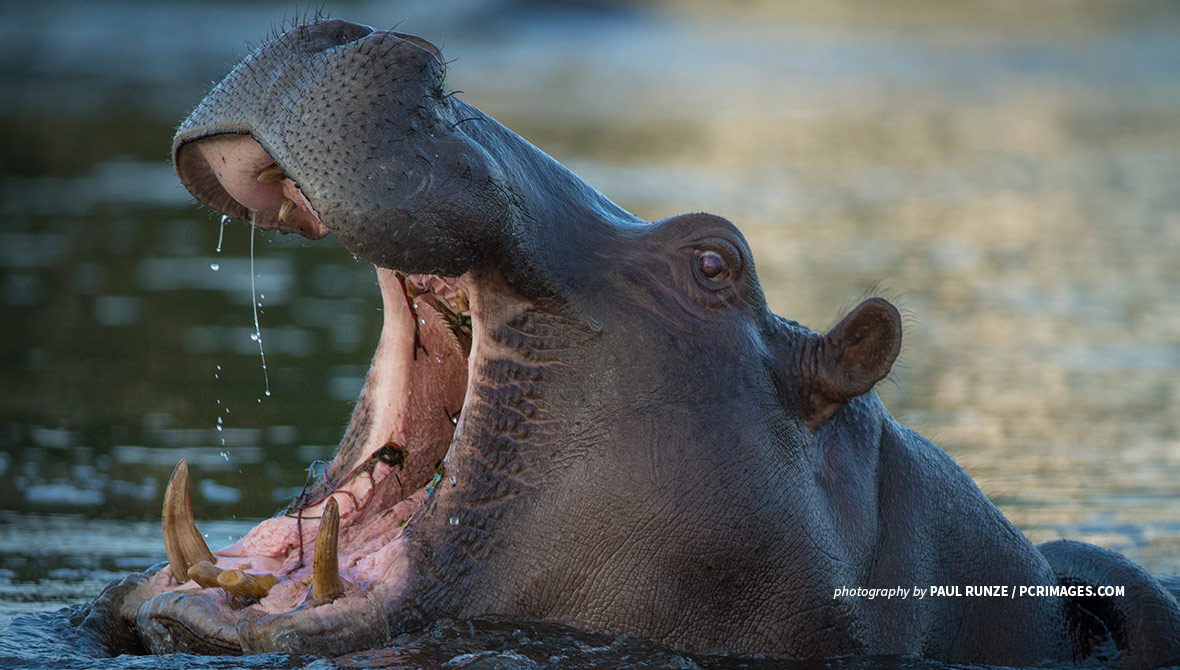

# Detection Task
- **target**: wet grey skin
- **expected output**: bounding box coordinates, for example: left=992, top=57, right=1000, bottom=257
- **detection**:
left=85, top=20, right=1180, bottom=668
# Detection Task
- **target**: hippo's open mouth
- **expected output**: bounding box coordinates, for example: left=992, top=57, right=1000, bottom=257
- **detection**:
left=111, top=127, right=482, bottom=653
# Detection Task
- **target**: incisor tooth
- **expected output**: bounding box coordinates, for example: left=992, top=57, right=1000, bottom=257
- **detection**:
left=278, top=198, right=295, bottom=223
left=312, top=496, right=344, bottom=605
left=187, top=560, right=223, bottom=589
left=257, top=164, right=284, bottom=183
left=217, top=569, right=279, bottom=599
left=162, top=459, right=216, bottom=582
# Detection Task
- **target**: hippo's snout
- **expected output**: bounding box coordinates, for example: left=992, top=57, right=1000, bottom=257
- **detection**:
left=171, top=21, right=519, bottom=278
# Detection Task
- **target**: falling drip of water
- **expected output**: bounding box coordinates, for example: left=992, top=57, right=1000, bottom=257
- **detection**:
left=249, top=224, right=271, bottom=398
left=210, top=263, right=220, bottom=271
left=448, top=517, right=459, bottom=526
left=216, top=215, right=228, bottom=253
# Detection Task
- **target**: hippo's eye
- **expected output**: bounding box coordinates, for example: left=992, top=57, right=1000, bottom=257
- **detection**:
left=692, top=240, right=741, bottom=289
left=699, top=251, right=725, bottom=278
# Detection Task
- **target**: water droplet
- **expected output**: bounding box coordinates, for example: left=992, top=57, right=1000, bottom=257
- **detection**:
left=587, top=316, right=603, bottom=333
left=216, top=399, right=221, bottom=404
left=418, top=318, right=426, bottom=325
left=217, top=417, right=223, bottom=425
left=216, top=215, right=228, bottom=252
left=260, top=293, right=265, bottom=300
left=216, top=424, right=223, bottom=432
left=449, top=476, right=456, bottom=486
left=214, top=373, right=219, bottom=379
left=216, top=365, right=221, bottom=371
left=448, top=517, right=459, bottom=526
left=264, top=390, right=271, bottom=397
left=220, top=451, right=229, bottom=461
left=451, top=416, right=458, bottom=425
left=250, top=226, right=271, bottom=398
left=434, top=356, right=442, bottom=363
left=210, top=263, right=220, bottom=271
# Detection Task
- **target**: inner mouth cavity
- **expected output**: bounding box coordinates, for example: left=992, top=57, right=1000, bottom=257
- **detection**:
left=161, top=133, right=474, bottom=616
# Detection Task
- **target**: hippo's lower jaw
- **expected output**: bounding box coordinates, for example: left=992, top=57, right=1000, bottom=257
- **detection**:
left=90, top=134, right=482, bottom=655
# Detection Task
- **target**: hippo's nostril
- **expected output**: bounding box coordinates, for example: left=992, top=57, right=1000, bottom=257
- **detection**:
left=392, top=32, right=444, bottom=63
left=294, top=19, right=375, bottom=53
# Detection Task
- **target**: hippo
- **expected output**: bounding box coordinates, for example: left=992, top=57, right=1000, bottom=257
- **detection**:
left=85, top=19, right=1180, bottom=668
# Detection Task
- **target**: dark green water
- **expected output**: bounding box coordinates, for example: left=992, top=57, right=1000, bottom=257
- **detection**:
left=3, top=0, right=1180, bottom=667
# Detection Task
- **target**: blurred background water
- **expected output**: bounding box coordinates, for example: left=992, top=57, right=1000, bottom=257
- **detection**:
left=2, top=0, right=1180, bottom=665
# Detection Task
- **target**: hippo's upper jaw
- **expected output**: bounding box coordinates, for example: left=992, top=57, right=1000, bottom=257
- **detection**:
left=172, top=20, right=507, bottom=277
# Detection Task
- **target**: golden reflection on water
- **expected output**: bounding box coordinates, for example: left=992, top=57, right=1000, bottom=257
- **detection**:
left=451, top=2, right=1180, bottom=572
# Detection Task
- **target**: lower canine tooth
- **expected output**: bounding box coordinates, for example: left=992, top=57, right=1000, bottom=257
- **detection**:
left=217, top=569, right=278, bottom=599
left=162, top=459, right=216, bottom=582
left=278, top=198, right=296, bottom=223
left=187, top=561, right=223, bottom=589
left=312, top=496, right=344, bottom=605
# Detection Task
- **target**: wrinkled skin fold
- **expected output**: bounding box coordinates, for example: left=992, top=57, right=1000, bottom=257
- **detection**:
left=85, top=19, right=1180, bottom=669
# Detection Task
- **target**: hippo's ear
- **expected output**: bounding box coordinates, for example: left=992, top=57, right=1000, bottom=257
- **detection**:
left=802, top=297, right=902, bottom=431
